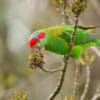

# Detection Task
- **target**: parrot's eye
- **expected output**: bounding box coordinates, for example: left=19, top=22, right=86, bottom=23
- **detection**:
left=37, top=32, right=45, bottom=39
left=28, top=38, right=37, bottom=48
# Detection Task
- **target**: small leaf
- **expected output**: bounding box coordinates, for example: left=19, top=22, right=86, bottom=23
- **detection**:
left=64, top=96, right=68, bottom=100
left=69, top=96, right=75, bottom=100
left=90, top=55, right=96, bottom=63
left=84, top=49, right=89, bottom=61
left=79, top=49, right=96, bottom=65
left=56, top=6, right=60, bottom=11
left=79, top=57, right=85, bottom=65
left=27, top=54, right=34, bottom=61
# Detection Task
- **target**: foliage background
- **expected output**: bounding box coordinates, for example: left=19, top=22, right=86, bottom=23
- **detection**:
left=0, top=0, right=100, bottom=100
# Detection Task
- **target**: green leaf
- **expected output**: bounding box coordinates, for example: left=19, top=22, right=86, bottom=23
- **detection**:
left=69, top=96, right=75, bottom=100
left=71, top=45, right=83, bottom=59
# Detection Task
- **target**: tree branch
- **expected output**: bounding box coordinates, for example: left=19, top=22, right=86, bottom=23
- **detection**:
left=48, top=1, right=80, bottom=100
left=48, top=56, right=70, bottom=100
left=47, top=1, right=70, bottom=99
left=48, top=9, right=79, bottom=100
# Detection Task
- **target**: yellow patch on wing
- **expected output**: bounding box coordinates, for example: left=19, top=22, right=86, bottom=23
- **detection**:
left=49, top=27, right=63, bottom=36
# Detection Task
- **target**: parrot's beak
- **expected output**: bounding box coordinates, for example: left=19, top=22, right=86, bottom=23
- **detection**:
left=32, top=43, right=41, bottom=49
left=35, top=42, right=41, bottom=47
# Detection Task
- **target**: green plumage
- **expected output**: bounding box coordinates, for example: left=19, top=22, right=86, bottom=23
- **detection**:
left=32, top=25, right=100, bottom=59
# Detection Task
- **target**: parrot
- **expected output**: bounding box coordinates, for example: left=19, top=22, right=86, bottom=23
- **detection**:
left=28, top=25, right=100, bottom=59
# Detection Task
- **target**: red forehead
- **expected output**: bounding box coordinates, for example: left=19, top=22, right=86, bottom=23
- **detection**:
left=37, top=32, right=45, bottom=39
left=28, top=32, right=45, bottom=48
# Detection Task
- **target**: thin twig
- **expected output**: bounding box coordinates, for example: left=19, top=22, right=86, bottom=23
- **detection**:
left=40, top=67, right=63, bottom=73
left=48, top=56, right=70, bottom=100
left=72, top=62, right=81, bottom=98
left=91, top=46, right=100, bottom=57
left=80, top=65, right=91, bottom=100
left=91, top=85, right=100, bottom=100
left=91, top=93, right=100, bottom=100
left=61, top=0, right=70, bottom=25
left=61, top=3, right=66, bottom=25
left=70, top=14, right=79, bottom=47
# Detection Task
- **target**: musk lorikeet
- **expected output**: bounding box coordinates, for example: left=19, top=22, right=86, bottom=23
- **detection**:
left=28, top=25, right=100, bottom=59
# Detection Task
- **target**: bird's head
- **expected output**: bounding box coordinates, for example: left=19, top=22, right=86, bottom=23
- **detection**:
left=28, top=31, right=46, bottom=48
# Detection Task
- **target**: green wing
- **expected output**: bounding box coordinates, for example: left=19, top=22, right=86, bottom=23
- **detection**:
left=45, top=37, right=69, bottom=55
left=59, top=25, right=100, bottom=59
left=59, top=25, right=100, bottom=45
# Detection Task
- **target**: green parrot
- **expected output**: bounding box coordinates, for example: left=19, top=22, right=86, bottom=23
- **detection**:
left=28, top=25, right=100, bottom=59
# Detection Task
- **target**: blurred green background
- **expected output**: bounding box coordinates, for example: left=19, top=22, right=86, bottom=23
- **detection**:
left=0, top=0, right=100, bottom=100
